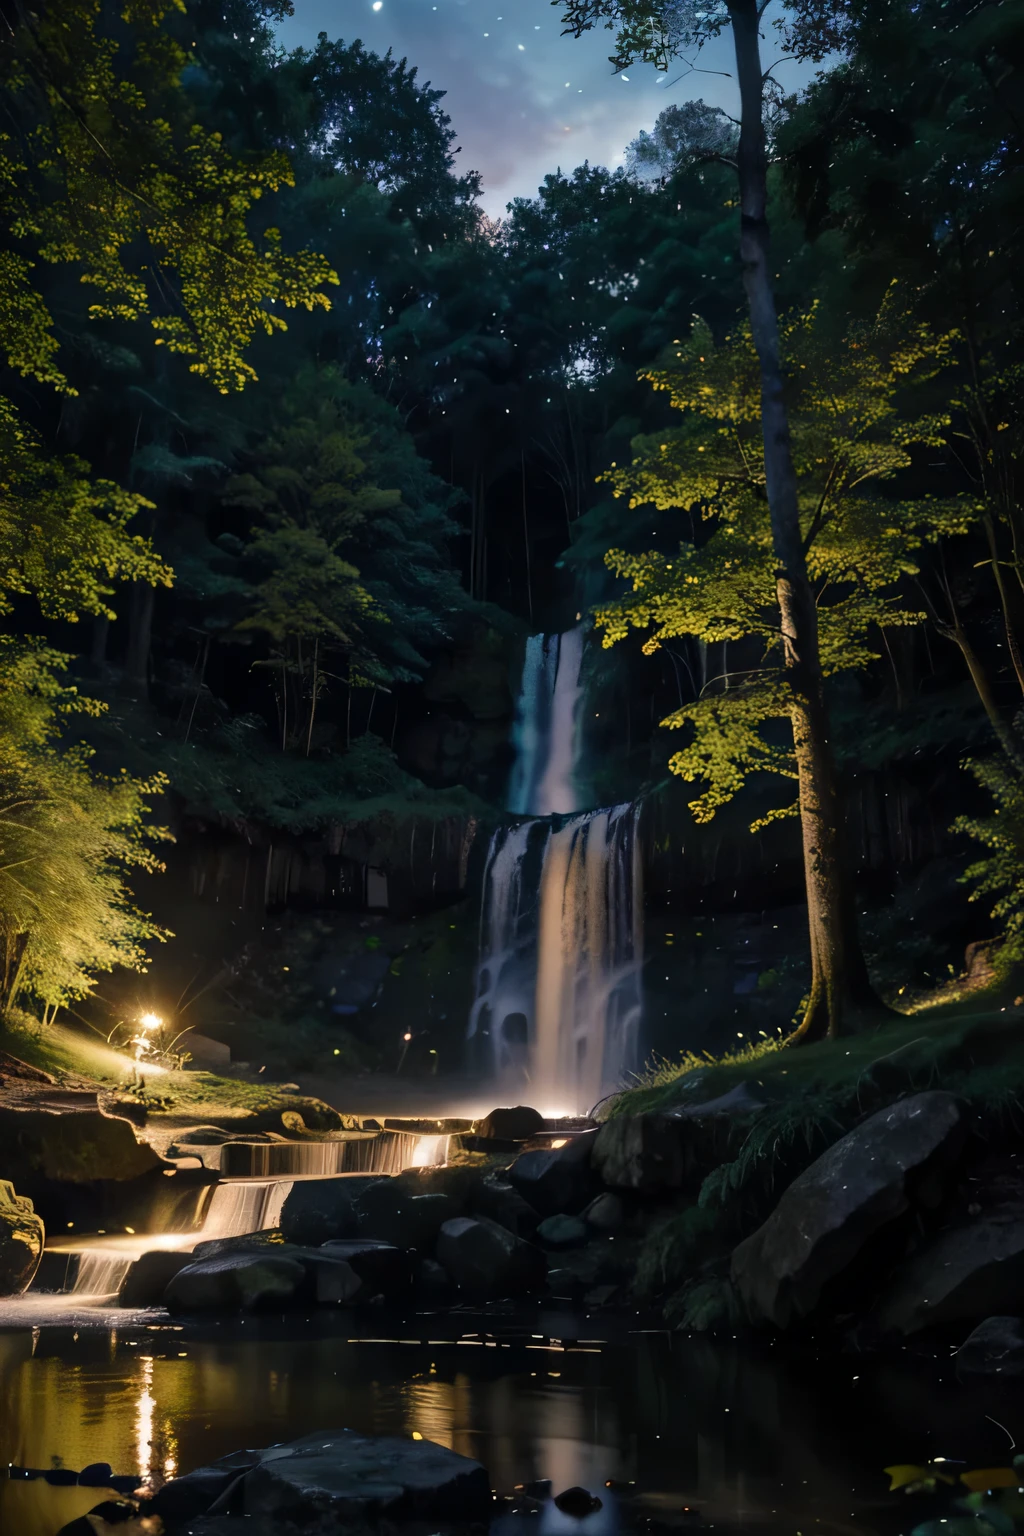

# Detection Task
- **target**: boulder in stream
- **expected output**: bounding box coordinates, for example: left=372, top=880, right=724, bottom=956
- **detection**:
left=476, top=1105, right=545, bottom=1142
left=956, top=1316, right=1024, bottom=1377
left=507, top=1133, right=596, bottom=1215
left=163, top=1251, right=307, bottom=1312
left=536, top=1213, right=589, bottom=1248
left=318, top=1237, right=413, bottom=1299
left=117, top=1249, right=192, bottom=1307
left=876, top=1214, right=1024, bottom=1335
left=355, top=1180, right=455, bottom=1247
left=436, top=1214, right=547, bottom=1298
left=0, top=1179, right=44, bottom=1295
left=242, top=1430, right=491, bottom=1524
left=730, top=1091, right=966, bottom=1328
left=279, top=1179, right=357, bottom=1246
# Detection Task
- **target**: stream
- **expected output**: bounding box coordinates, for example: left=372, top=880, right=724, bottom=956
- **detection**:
left=1, top=1302, right=1006, bottom=1536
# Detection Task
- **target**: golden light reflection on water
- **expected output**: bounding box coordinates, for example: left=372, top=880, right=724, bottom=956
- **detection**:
left=0, top=1321, right=977, bottom=1536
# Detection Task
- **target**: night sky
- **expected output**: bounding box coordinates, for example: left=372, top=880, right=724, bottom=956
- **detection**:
left=277, top=0, right=773, bottom=214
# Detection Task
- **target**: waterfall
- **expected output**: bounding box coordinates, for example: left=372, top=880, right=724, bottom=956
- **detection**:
left=508, top=630, right=585, bottom=816
left=71, top=1253, right=135, bottom=1299
left=220, top=1131, right=452, bottom=1178
left=469, top=627, right=643, bottom=1114
left=200, top=1179, right=294, bottom=1238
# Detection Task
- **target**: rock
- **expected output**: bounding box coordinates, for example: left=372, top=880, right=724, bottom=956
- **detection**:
left=591, top=1115, right=689, bottom=1191
left=730, top=1091, right=966, bottom=1328
left=415, top=1256, right=456, bottom=1303
left=310, top=1256, right=365, bottom=1306
left=356, top=1180, right=455, bottom=1247
left=163, top=1252, right=307, bottom=1313
left=476, top=1105, right=546, bottom=1141
left=473, top=1175, right=541, bottom=1237
left=536, top=1214, right=589, bottom=1248
left=547, top=1268, right=582, bottom=1298
left=956, top=1316, right=1024, bottom=1378
left=151, top=1464, right=243, bottom=1521
left=555, top=1488, right=604, bottom=1518
left=56, top=1501, right=143, bottom=1532
left=118, top=1249, right=192, bottom=1307
left=0, top=1107, right=165, bottom=1183
left=0, top=1180, right=44, bottom=1295
left=242, top=1430, right=492, bottom=1523
left=319, top=1238, right=413, bottom=1299
left=507, top=1133, right=597, bottom=1215
left=190, top=1231, right=285, bottom=1261
left=279, top=1179, right=357, bottom=1246
left=877, top=1216, right=1024, bottom=1335
left=167, top=1125, right=235, bottom=1147
left=79, top=1464, right=114, bottom=1488
left=583, top=1193, right=625, bottom=1232
left=436, top=1215, right=547, bottom=1299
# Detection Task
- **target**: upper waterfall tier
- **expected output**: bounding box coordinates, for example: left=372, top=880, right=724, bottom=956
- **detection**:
left=507, top=629, right=585, bottom=816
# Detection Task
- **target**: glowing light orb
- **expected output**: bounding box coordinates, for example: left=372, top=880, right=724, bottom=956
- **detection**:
left=139, top=1012, right=161, bottom=1032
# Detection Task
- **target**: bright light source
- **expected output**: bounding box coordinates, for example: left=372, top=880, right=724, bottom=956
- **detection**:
left=372, top=1, right=382, bottom=8
left=139, top=1012, right=161, bottom=1032
left=550, top=1138, right=568, bottom=1149
left=411, top=1135, right=448, bottom=1168
left=403, top=1032, right=412, bottom=1042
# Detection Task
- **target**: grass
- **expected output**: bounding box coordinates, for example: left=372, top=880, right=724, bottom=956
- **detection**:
left=0, top=1013, right=345, bottom=1128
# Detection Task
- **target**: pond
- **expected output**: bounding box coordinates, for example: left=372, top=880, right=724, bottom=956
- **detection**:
left=0, top=1303, right=1008, bottom=1536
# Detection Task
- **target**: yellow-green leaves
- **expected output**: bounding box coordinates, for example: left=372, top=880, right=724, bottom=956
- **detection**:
left=596, top=293, right=963, bottom=824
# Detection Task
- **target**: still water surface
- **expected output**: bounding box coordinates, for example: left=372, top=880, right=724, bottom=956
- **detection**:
left=0, top=1306, right=1007, bottom=1536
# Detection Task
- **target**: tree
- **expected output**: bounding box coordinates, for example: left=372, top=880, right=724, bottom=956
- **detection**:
left=596, top=293, right=965, bottom=1035
left=557, top=0, right=874, bottom=1037
left=0, top=0, right=336, bottom=1015
left=0, top=640, right=169, bottom=1017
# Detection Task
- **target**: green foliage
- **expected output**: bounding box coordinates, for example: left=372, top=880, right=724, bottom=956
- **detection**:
left=955, top=759, right=1024, bottom=973
left=596, top=291, right=965, bottom=824
left=634, top=1203, right=721, bottom=1297
left=0, top=641, right=170, bottom=1015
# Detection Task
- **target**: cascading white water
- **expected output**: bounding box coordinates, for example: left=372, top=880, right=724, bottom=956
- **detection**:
left=508, top=630, right=585, bottom=815
left=71, top=1252, right=135, bottom=1299
left=469, top=627, right=643, bottom=1113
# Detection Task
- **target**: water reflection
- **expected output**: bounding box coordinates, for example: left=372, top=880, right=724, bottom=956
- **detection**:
left=0, top=1313, right=1009, bottom=1536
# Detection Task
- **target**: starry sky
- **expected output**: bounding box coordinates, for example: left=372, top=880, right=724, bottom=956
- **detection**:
left=277, top=0, right=780, bottom=215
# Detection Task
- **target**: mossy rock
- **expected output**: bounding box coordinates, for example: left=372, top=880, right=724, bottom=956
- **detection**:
left=0, top=1107, right=164, bottom=1184
left=0, top=1180, right=44, bottom=1295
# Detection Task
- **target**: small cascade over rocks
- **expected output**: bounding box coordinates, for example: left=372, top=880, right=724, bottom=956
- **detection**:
left=469, top=626, right=643, bottom=1114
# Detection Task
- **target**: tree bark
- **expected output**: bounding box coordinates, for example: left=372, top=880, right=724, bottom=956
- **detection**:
left=126, top=581, right=155, bottom=693
left=730, top=0, right=875, bottom=1039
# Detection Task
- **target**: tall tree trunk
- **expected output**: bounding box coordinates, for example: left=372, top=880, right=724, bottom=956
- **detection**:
left=91, top=614, right=109, bottom=667
left=126, top=581, right=155, bottom=693
left=730, top=0, right=875, bottom=1039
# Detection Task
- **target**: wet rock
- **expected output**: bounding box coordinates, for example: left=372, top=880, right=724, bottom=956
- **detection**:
left=555, top=1487, right=604, bottom=1518
left=163, top=1252, right=306, bottom=1313
left=476, top=1105, right=546, bottom=1142
left=165, top=1126, right=235, bottom=1147
left=190, top=1231, right=284, bottom=1261
left=117, top=1249, right=192, bottom=1307
left=583, top=1193, right=625, bottom=1232
left=242, top=1429, right=492, bottom=1523
left=151, top=1463, right=244, bottom=1522
left=731, top=1091, right=966, bottom=1329
left=437, top=1215, right=547, bottom=1299
left=591, top=1115, right=689, bottom=1191
left=414, top=1256, right=456, bottom=1303
left=308, top=1255, right=364, bottom=1305
left=507, top=1132, right=597, bottom=1215
left=0, top=1179, right=44, bottom=1295
left=79, top=1464, right=115, bottom=1488
left=536, top=1214, right=589, bottom=1248
left=356, top=1180, right=455, bottom=1247
left=56, top=1501, right=144, bottom=1532
left=279, top=1179, right=356, bottom=1246
left=319, top=1238, right=413, bottom=1299
left=473, top=1175, right=541, bottom=1237
left=956, top=1317, right=1024, bottom=1378
left=877, top=1215, right=1024, bottom=1334
left=0, top=1107, right=165, bottom=1183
